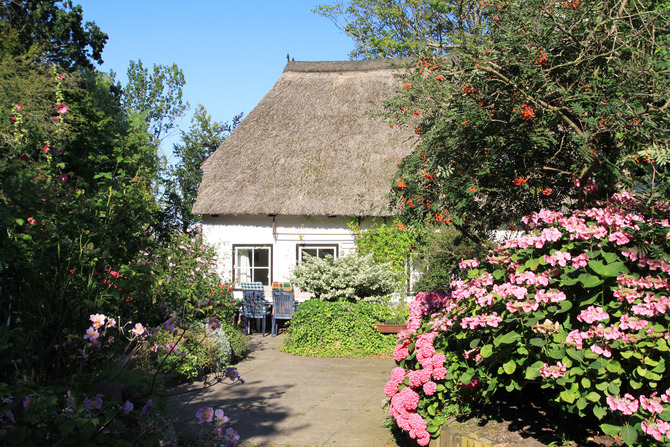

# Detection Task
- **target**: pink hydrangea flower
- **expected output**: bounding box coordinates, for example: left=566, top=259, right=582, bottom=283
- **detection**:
left=640, top=395, right=664, bottom=414
left=606, top=394, right=639, bottom=415
left=641, top=420, right=670, bottom=441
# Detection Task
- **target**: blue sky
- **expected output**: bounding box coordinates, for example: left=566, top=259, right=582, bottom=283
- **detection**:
left=76, top=0, right=354, bottom=160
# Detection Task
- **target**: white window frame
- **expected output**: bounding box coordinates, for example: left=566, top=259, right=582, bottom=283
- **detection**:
left=296, top=244, right=339, bottom=264
left=233, top=245, right=272, bottom=286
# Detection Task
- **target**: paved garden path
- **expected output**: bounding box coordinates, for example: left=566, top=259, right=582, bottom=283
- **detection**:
left=170, top=333, right=396, bottom=447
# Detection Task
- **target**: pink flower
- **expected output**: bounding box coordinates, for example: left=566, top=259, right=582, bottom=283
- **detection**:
left=640, top=395, right=664, bottom=414
left=641, top=420, right=670, bottom=441
left=423, top=381, right=437, bottom=395
left=84, top=326, right=99, bottom=341
left=571, top=253, right=589, bottom=268
left=196, top=406, right=214, bottom=422
left=57, top=104, right=68, bottom=114
left=609, top=231, right=632, bottom=245
left=130, top=322, right=146, bottom=336
left=43, top=145, right=50, bottom=152
left=215, top=408, right=228, bottom=423
left=27, top=217, right=36, bottom=225
left=577, top=306, right=609, bottom=324
left=606, top=394, right=639, bottom=415
left=90, top=313, right=106, bottom=328
left=15, top=104, right=21, bottom=111
left=590, top=344, right=612, bottom=358
left=539, top=362, right=567, bottom=378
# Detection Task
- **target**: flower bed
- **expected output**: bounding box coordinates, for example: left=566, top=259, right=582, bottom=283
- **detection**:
left=385, top=192, right=670, bottom=446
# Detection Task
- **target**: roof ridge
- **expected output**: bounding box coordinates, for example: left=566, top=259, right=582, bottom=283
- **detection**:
left=283, top=59, right=407, bottom=73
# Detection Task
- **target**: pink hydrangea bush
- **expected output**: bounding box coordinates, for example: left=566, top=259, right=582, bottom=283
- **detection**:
left=385, top=192, right=670, bottom=446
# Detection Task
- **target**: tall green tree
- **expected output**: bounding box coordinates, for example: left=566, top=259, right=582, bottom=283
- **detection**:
left=0, top=0, right=107, bottom=69
left=315, top=0, right=487, bottom=58
left=123, top=59, right=189, bottom=144
left=161, top=105, right=242, bottom=233
left=377, top=0, right=670, bottom=241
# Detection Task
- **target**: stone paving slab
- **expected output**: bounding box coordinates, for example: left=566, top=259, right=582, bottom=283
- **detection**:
left=170, top=333, right=396, bottom=447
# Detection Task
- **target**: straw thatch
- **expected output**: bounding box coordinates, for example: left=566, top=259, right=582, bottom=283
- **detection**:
left=193, top=59, right=417, bottom=217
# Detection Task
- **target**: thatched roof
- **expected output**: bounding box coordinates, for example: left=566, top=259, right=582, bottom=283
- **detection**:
left=193, top=59, right=417, bottom=217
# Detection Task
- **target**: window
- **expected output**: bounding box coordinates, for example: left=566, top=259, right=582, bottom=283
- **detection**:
left=233, top=245, right=272, bottom=285
left=297, top=244, right=339, bottom=263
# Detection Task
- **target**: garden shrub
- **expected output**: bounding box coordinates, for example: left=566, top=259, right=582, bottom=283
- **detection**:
left=289, top=252, right=400, bottom=302
left=386, top=192, right=670, bottom=446
left=222, top=321, right=249, bottom=363
left=281, top=299, right=399, bottom=358
left=349, top=220, right=419, bottom=293
left=413, top=224, right=487, bottom=293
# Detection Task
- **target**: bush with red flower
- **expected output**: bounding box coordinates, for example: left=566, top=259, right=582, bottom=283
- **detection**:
left=386, top=192, right=670, bottom=446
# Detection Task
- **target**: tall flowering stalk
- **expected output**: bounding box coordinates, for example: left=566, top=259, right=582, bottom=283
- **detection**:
left=386, top=192, right=670, bottom=446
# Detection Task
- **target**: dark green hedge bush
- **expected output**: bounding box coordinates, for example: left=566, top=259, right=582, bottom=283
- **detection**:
left=281, top=299, right=399, bottom=358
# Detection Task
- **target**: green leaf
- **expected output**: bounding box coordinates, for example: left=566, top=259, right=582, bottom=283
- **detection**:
left=567, top=348, right=584, bottom=362
left=495, top=331, right=521, bottom=346
left=578, top=273, right=604, bottom=288
left=530, top=337, right=546, bottom=347
left=620, top=425, right=637, bottom=446
left=593, top=405, right=607, bottom=420
left=607, top=382, right=621, bottom=396
left=526, top=361, right=545, bottom=380
left=600, top=423, right=621, bottom=436
left=503, top=359, right=517, bottom=374
left=577, top=397, right=588, bottom=410
left=557, top=300, right=573, bottom=313
left=586, top=391, right=601, bottom=402
left=15, top=218, right=24, bottom=226
left=560, top=389, right=577, bottom=403
left=588, top=259, right=628, bottom=277
left=480, top=344, right=493, bottom=358
left=581, top=377, right=592, bottom=388
left=547, top=346, right=566, bottom=359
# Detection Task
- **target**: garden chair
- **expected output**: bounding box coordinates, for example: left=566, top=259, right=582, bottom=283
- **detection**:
left=271, top=282, right=295, bottom=337
left=241, top=282, right=269, bottom=336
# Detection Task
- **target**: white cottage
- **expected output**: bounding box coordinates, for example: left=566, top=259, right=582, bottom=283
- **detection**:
left=192, top=59, right=416, bottom=298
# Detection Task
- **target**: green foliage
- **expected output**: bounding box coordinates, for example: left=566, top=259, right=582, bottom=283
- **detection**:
left=379, top=0, right=670, bottom=239
left=289, top=252, right=401, bottom=302
left=0, top=0, right=108, bottom=69
left=0, top=56, right=159, bottom=382
left=314, top=0, right=487, bottom=59
left=350, top=219, right=419, bottom=293
left=281, top=300, right=399, bottom=358
left=222, top=321, right=249, bottom=363
left=413, top=224, right=487, bottom=292
left=137, top=323, right=237, bottom=381
left=122, top=59, right=188, bottom=143
left=387, top=193, right=670, bottom=445
left=161, top=105, right=242, bottom=233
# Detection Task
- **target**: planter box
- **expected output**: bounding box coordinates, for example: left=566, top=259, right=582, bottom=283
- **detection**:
left=407, top=426, right=493, bottom=447
left=375, top=323, right=407, bottom=334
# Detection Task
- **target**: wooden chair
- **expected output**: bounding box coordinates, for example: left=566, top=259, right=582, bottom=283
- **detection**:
left=241, top=286, right=268, bottom=336
left=271, top=282, right=295, bottom=336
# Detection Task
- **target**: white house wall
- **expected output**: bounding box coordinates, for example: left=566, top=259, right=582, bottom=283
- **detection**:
left=201, top=214, right=386, bottom=294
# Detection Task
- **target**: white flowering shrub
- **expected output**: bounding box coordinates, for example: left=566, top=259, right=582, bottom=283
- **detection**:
left=289, top=253, right=401, bottom=302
